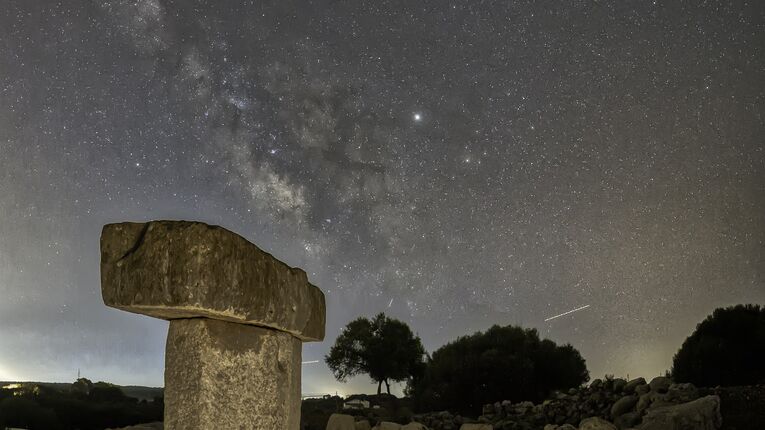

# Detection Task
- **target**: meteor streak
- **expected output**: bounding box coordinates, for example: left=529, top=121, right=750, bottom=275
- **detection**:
left=301, top=360, right=320, bottom=365
left=544, top=304, right=590, bottom=322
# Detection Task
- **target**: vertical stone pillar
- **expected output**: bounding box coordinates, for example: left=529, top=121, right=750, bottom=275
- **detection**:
left=100, top=221, right=326, bottom=430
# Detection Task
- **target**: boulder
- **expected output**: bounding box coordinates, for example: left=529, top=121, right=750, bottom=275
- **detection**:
left=590, top=379, right=603, bottom=389
left=635, top=384, right=651, bottom=395
left=579, top=417, right=617, bottom=430
left=637, top=392, right=659, bottom=413
left=327, top=414, right=356, bottom=430
left=613, top=411, right=641, bottom=430
left=623, top=378, right=646, bottom=395
left=356, top=421, right=373, bottom=430
left=401, top=423, right=427, bottom=430
left=459, top=425, right=493, bottom=430
left=666, top=383, right=699, bottom=403
left=648, top=377, right=671, bottom=394
left=544, top=425, right=577, bottom=430
left=638, top=395, right=721, bottom=430
left=514, top=401, right=534, bottom=414
left=613, top=379, right=627, bottom=393
left=375, top=422, right=402, bottom=430
left=610, top=395, right=638, bottom=419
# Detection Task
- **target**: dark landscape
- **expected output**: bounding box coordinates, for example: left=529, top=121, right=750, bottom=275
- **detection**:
left=1, top=0, right=763, bottom=429
left=2, top=304, right=764, bottom=429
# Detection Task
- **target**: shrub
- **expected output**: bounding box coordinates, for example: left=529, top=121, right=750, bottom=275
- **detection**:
left=671, top=304, right=765, bottom=386
left=409, top=324, right=589, bottom=415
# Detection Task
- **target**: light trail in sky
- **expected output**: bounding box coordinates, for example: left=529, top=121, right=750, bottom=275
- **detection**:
left=544, top=304, right=591, bottom=322
left=301, top=360, right=320, bottom=365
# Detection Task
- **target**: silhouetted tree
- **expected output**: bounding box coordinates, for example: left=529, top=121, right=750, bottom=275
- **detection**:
left=326, top=313, right=426, bottom=394
left=671, top=304, right=765, bottom=386
left=71, top=377, right=93, bottom=396
left=89, top=382, right=128, bottom=402
left=409, top=324, right=589, bottom=415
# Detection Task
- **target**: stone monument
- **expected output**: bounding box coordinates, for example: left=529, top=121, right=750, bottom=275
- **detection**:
left=100, top=220, right=325, bottom=429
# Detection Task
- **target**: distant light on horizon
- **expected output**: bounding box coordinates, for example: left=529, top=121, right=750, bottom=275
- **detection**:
left=0, top=364, right=19, bottom=382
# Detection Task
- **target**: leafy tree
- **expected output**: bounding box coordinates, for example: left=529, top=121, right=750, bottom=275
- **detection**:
left=89, top=382, right=129, bottom=402
left=326, top=313, right=426, bottom=394
left=409, top=324, right=589, bottom=415
left=71, top=377, right=93, bottom=396
left=671, top=304, right=765, bottom=386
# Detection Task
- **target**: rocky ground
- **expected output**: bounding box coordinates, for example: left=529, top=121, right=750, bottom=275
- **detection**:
left=115, top=378, right=765, bottom=429
left=700, top=384, right=765, bottom=430
left=331, top=377, right=763, bottom=429
left=406, top=377, right=765, bottom=430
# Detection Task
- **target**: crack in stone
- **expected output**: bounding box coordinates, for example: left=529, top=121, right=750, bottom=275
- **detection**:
left=117, top=223, right=151, bottom=262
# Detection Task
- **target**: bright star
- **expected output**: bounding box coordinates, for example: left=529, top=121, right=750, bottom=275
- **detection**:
left=413, top=113, right=422, bottom=122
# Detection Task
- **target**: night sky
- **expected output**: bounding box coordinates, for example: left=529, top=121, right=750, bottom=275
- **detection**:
left=1, top=1, right=763, bottom=395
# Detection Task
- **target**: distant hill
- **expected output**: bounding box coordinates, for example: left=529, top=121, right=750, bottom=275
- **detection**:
left=120, top=385, right=164, bottom=401
left=0, top=381, right=163, bottom=401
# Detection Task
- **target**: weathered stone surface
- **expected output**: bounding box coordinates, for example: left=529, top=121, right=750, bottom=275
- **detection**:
left=636, top=392, right=656, bottom=413
left=355, top=421, right=372, bottom=430
left=401, top=423, right=427, bottom=430
left=613, top=411, right=641, bottom=430
left=460, top=424, right=493, bottom=430
left=375, top=422, right=402, bottom=430
left=666, top=383, right=699, bottom=403
left=638, top=395, right=721, bottom=430
left=648, top=377, right=671, bottom=394
left=635, top=384, right=651, bottom=395
left=579, top=417, right=617, bottom=430
left=164, top=318, right=302, bottom=430
left=101, top=221, right=325, bottom=341
left=610, top=395, right=638, bottom=419
left=623, top=378, right=646, bottom=395
left=327, top=414, right=356, bottom=430
left=356, top=420, right=372, bottom=430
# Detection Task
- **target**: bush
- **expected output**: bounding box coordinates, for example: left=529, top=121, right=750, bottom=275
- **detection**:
left=671, top=304, right=765, bottom=386
left=409, top=324, right=589, bottom=415
left=0, top=397, right=61, bottom=430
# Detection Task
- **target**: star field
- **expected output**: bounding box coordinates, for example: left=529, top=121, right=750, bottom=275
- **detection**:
left=0, top=1, right=763, bottom=394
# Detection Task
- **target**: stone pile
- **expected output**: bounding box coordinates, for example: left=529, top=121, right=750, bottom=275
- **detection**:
left=474, top=376, right=721, bottom=430
left=410, top=410, right=470, bottom=429
left=326, top=414, right=433, bottom=430
left=327, top=376, right=721, bottom=430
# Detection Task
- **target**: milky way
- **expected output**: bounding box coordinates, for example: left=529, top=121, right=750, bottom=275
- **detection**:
left=1, top=1, right=763, bottom=394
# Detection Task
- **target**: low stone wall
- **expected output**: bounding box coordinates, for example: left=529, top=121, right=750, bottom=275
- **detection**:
left=408, top=377, right=722, bottom=430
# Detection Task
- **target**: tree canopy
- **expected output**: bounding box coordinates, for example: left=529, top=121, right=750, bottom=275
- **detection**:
left=671, top=304, right=765, bottom=386
left=408, top=324, right=589, bottom=415
left=325, top=313, right=426, bottom=394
